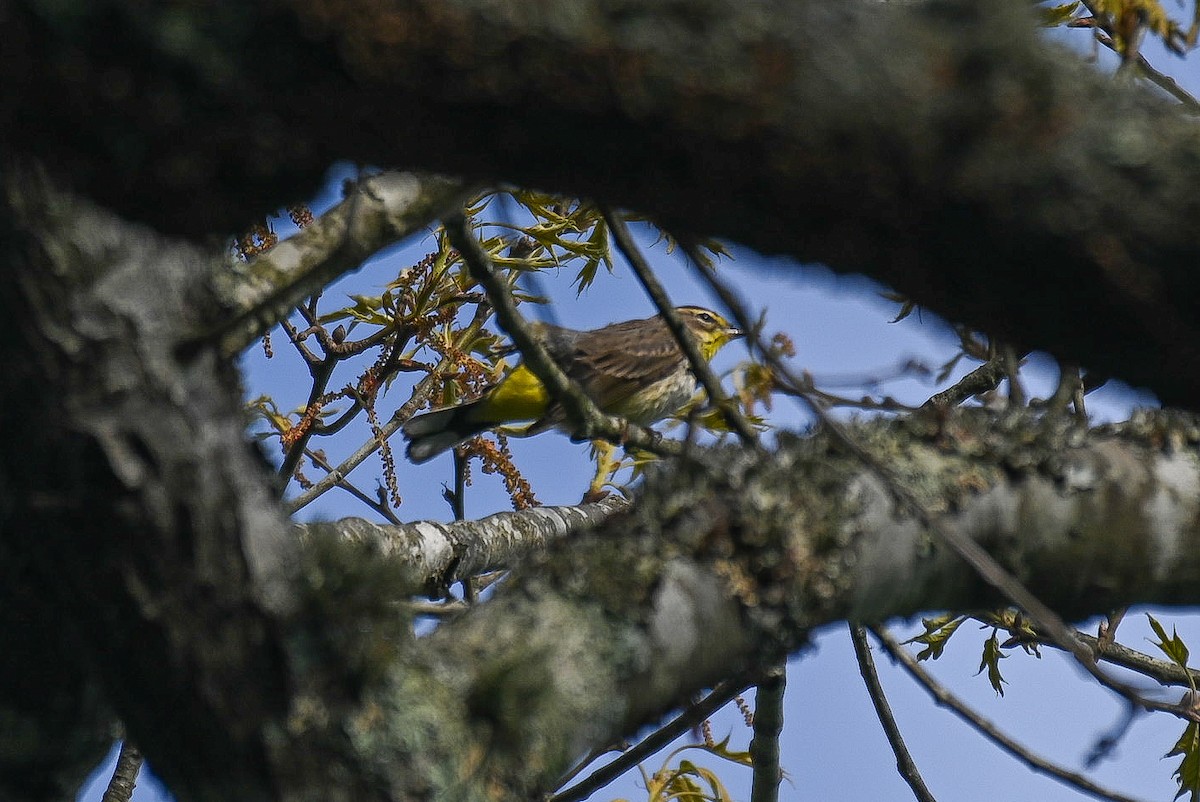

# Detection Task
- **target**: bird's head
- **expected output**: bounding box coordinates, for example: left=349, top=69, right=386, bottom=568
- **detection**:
left=676, top=306, right=743, bottom=359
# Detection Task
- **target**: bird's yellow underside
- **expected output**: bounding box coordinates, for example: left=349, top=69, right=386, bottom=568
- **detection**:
left=475, top=364, right=550, bottom=422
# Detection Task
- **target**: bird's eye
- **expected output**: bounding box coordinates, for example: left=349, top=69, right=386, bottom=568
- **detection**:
left=697, top=312, right=715, bottom=325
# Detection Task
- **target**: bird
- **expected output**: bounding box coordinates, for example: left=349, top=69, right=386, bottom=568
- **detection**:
left=402, top=305, right=743, bottom=467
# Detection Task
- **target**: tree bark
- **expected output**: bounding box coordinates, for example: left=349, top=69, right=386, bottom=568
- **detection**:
left=8, top=0, right=1200, bottom=402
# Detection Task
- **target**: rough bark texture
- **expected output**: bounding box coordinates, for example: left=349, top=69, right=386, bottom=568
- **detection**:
left=278, top=408, right=1200, bottom=802
left=7, top=0, right=1200, bottom=403
left=0, top=167, right=298, bottom=800
left=297, top=497, right=627, bottom=595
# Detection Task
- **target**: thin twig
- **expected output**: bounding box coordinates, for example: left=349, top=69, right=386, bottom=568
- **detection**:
left=309, top=362, right=425, bottom=439
left=1092, top=29, right=1200, bottom=113
left=279, top=356, right=338, bottom=482
left=775, top=372, right=917, bottom=413
left=749, top=662, right=787, bottom=802
left=286, top=369, right=439, bottom=513
left=1007, top=623, right=1200, bottom=691
left=923, top=355, right=1005, bottom=408
left=284, top=304, right=489, bottom=513
left=100, top=741, right=143, bottom=802
left=305, top=448, right=401, bottom=524
left=406, top=598, right=471, bottom=617
left=872, top=628, right=1152, bottom=802
left=280, top=316, right=322, bottom=366
left=808, top=357, right=934, bottom=390
left=452, top=448, right=468, bottom=522
left=450, top=446, right=477, bottom=602
left=849, top=625, right=937, bottom=802
left=1001, top=344, right=1025, bottom=407
left=1043, top=361, right=1083, bottom=415
left=549, top=673, right=755, bottom=802
left=1097, top=608, right=1127, bottom=653
left=601, top=209, right=760, bottom=448
left=444, top=214, right=683, bottom=459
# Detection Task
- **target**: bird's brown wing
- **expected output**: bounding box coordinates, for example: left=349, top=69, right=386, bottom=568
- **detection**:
left=527, top=316, right=684, bottom=432
left=566, top=316, right=685, bottom=404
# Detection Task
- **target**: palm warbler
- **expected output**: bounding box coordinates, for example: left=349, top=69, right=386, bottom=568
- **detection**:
left=403, top=305, right=742, bottom=463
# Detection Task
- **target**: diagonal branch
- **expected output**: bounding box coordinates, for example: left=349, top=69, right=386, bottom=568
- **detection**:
left=100, top=741, right=143, bottom=802
left=549, top=673, right=755, bottom=802
left=206, top=172, right=471, bottom=358
left=850, top=625, right=936, bottom=802
left=686, top=243, right=1160, bottom=714
left=1007, top=626, right=1200, bottom=691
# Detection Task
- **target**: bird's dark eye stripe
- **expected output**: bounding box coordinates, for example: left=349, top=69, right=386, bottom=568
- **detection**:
left=697, top=312, right=715, bottom=325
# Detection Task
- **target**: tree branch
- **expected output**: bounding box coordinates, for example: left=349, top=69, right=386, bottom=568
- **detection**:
left=296, top=496, right=627, bottom=593
left=284, top=303, right=492, bottom=513
left=850, top=625, right=936, bottom=802
left=15, top=2, right=1200, bottom=403
left=549, top=673, right=755, bottom=802
left=207, top=171, right=470, bottom=357
left=872, top=628, right=1151, bottom=802
left=749, top=662, right=787, bottom=802
left=100, top=742, right=143, bottom=802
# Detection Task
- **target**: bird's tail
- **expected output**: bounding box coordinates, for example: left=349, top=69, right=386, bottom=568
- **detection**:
left=403, top=400, right=491, bottom=463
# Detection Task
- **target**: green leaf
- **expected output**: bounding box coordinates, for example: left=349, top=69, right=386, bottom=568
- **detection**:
left=890, top=299, right=917, bottom=323
left=1148, top=613, right=1192, bottom=675
left=904, top=614, right=966, bottom=661
left=1168, top=720, right=1200, bottom=802
left=976, top=631, right=1008, bottom=696
left=674, top=760, right=732, bottom=802
left=702, top=735, right=753, bottom=766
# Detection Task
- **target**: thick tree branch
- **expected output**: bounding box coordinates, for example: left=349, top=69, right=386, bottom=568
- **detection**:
left=12, top=1, right=1200, bottom=403
left=310, top=408, right=1200, bottom=801
left=0, top=166, right=299, bottom=801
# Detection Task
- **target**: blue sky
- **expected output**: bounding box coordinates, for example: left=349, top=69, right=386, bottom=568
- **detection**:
left=78, top=21, right=1200, bottom=802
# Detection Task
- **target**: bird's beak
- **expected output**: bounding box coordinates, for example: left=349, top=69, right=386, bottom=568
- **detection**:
left=726, top=325, right=743, bottom=338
